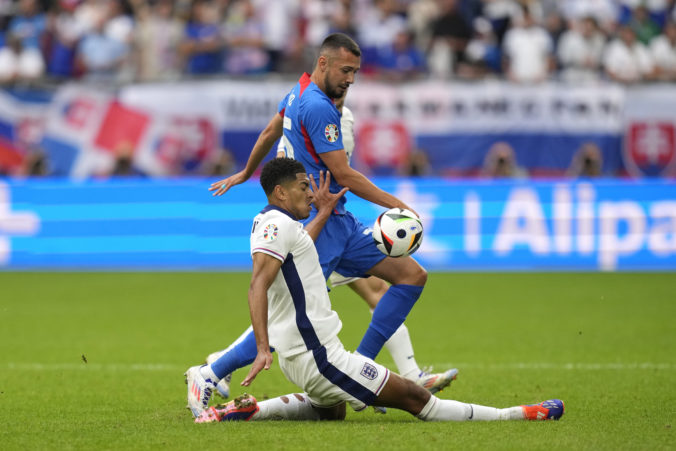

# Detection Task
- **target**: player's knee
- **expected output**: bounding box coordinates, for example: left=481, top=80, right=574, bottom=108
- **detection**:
left=390, top=261, right=427, bottom=286
left=408, top=265, right=427, bottom=286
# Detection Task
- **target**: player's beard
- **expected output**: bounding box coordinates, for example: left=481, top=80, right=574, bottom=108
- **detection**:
left=324, top=73, right=346, bottom=99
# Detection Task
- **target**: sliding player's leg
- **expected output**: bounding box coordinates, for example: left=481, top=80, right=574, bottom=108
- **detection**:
left=346, top=276, right=457, bottom=393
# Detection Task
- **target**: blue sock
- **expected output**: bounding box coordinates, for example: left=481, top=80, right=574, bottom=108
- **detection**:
left=210, top=329, right=258, bottom=379
left=356, top=284, right=423, bottom=359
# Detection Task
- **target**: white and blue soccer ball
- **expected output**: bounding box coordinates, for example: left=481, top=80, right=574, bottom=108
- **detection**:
left=372, top=208, right=423, bottom=258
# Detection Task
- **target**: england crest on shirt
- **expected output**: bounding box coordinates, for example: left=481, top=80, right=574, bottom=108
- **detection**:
left=360, top=362, right=378, bottom=380
left=325, top=123, right=339, bottom=143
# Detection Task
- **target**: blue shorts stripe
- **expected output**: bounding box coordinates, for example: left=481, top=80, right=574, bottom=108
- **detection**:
left=281, top=254, right=377, bottom=406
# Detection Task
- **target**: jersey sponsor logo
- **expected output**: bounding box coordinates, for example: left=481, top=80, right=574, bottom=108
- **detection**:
left=263, top=224, right=278, bottom=241
left=360, top=362, right=378, bottom=380
left=324, top=123, right=339, bottom=143
left=287, top=94, right=296, bottom=106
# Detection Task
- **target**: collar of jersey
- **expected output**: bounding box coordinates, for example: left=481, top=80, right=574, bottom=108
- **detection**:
left=260, top=204, right=298, bottom=221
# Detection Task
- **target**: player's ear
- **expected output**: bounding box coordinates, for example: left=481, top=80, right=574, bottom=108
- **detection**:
left=273, top=184, right=287, bottom=201
left=317, top=54, right=328, bottom=72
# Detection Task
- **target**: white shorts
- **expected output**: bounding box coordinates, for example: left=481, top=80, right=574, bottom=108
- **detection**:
left=278, top=337, right=390, bottom=411
left=328, top=271, right=360, bottom=288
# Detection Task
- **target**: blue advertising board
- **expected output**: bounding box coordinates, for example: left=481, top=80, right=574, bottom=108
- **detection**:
left=1, top=178, right=675, bottom=271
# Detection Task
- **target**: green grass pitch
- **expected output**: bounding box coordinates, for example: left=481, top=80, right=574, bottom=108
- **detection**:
left=0, top=272, right=674, bottom=450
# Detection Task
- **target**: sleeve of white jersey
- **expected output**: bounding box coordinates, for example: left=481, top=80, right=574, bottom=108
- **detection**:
left=340, top=106, right=355, bottom=163
left=276, top=137, right=286, bottom=157
left=250, top=216, right=295, bottom=263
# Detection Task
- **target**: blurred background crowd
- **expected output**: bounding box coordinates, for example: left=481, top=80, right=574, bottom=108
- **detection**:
left=0, top=0, right=675, bottom=85
left=0, top=0, right=674, bottom=181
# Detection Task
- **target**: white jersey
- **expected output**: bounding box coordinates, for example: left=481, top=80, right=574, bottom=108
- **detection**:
left=250, top=205, right=342, bottom=358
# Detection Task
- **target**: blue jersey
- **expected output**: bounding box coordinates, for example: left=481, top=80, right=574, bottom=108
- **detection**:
left=278, top=73, right=348, bottom=214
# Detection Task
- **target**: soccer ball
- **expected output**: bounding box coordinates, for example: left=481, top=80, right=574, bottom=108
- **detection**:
left=372, top=208, right=423, bottom=258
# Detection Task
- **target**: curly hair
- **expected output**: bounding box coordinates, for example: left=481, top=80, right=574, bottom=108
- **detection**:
left=260, top=157, right=307, bottom=195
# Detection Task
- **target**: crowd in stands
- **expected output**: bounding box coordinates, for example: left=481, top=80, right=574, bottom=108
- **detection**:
left=0, top=0, right=675, bottom=85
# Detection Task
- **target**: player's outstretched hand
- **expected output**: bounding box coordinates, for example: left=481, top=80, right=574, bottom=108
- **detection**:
left=241, top=350, right=273, bottom=387
left=209, top=171, right=248, bottom=197
left=309, top=171, right=348, bottom=214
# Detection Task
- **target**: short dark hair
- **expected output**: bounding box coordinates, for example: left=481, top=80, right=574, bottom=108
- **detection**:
left=260, top=157, right=307, bottom=195
left=319, top=33, right=361, bottom=58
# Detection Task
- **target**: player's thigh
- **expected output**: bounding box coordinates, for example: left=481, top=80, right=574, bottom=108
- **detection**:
left=279, top=340, right=390, bottom=412
left=367, top=255, right=427, bottom=286
left=332, top=212, right=386, bottom=279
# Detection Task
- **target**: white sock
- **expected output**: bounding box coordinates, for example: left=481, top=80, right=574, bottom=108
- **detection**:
left=251, top=393, right=320, bottom=421
left=383, top=323, right=421, bottom=379
left=416, top=396, right=525, bottom=422
left=199, top=364, right=218, bottom=383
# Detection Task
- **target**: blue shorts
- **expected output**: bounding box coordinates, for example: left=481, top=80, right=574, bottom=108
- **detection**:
left=302, top=210, right=386, bottom=280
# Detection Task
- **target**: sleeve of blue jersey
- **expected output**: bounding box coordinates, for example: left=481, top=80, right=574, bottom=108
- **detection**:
left=278, top=94, right=289, bottom=115
left=302, top=97, right=344, bottom=154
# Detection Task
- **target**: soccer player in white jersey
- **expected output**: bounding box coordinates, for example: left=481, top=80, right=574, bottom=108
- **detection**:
left=188, top=157, right=564, bottom=423
left=202, top=94, right=457, bottom=403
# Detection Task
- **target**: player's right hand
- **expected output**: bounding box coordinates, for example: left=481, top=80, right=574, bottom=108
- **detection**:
left=241, top=350, right=273, bottom=386
left=209, top=171, right=248, bottom=196
left=309, top=171, right=348, bottom=213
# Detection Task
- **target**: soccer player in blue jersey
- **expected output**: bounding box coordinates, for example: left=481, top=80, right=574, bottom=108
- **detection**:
left=190, top=157, right=564, bottom=423
left=201, top=93, right=456, bottom=403
left=186, top=33, right=441, bottom=417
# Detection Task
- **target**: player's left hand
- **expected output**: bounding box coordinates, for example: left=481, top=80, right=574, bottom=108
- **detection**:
left=309, top=170, right=348, bottom=213
left=241, top=350, right=273, bottom=386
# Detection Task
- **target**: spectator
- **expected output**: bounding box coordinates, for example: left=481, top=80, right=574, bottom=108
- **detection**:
left=459, top=15, right=502, bottom=78
left=558, top=0, right=619, bottom=35
left=558, top=16, right=606, bottom=83
left=480, top=141, right=528, bottom=179
left=180, top=0, right=223, bottom=75
left=77, top=12, right=128, bottom=81
left=619, top=0, right=671, bottom=28
left=544, top=9, right=566, bottom=53
left=43, top=1, right=83, bottom=79
left=202, top=147, right=235, bottom=176
left=328, top=0, right=356, bottom=37
left=406, top=0, right=439, bottom=51
left=7, top=0, right=47, bottom=51
left=0, top=0, right=12, bottom=32
left=0, top=32, right=45, bottom=82
left=427, top=0, right=473, bottom=79
left=110, top=142, right=146, bottom=177
left=651, top=20, right=676, bottom=81
left=480, top=0, right=522, bottom=44
left=355, top=0, right=407, bottom=74
left=223, top=0, right=269, bottom=75
left=403, top=148, right=430, bottom=177
left=252, top=0, right=301, bottom=73
left=302, top=0, right=344, bottom=48
left=4, top=0, right=47, bottom=81
left=567, top=142, right=603, bottom=177
left=374, top=29, right=426, bottom=81
left=21, top=148, right=49, bottom=177
left=629, top=4, right=662, bottom=45
left=132, top=0, right=184, bottom=81
left=603, top=25, right=654, bottom=83
left=102, top=0, right=134, bottom=81
left=502, top=5, right=554, bottom=83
